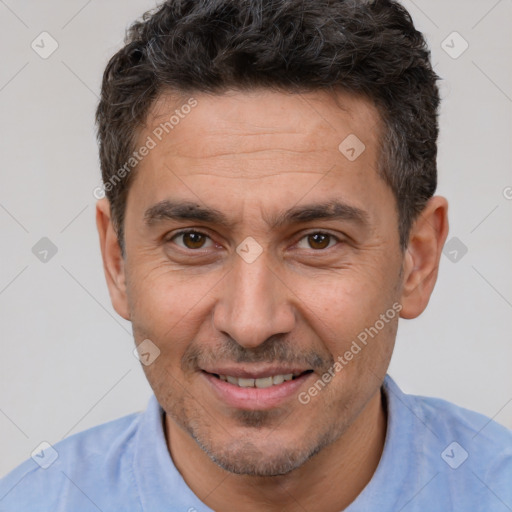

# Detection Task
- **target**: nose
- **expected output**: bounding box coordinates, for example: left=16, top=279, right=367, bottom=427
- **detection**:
left=212, top=250, right=296, bottom=349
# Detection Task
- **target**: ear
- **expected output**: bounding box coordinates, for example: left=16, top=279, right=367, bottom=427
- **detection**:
left=96, top=198, right=130, bottom=320
left=399, top=196, right=449, bottom=319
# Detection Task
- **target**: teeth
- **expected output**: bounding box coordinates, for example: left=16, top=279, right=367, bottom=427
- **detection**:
left=272, top=374, right=284, bottom=385
left=255, top=376, right=273, bottom=388
left=217, top=372, right=305, bottom=388
left=238, top=378, right=255, bottom=388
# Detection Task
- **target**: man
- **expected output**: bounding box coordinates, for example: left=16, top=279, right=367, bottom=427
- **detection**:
left=1, top=0, right=511, bottom=510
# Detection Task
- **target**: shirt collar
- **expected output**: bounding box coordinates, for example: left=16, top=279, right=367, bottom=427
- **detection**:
left=133, top=393, right=212, bottom=511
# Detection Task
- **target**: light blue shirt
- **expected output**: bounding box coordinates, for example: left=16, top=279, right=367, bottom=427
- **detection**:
left=1, top=375, right=511, bottom=511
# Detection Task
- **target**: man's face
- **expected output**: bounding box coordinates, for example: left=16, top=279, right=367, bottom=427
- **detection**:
left=121, top=88, right=405, bottom=476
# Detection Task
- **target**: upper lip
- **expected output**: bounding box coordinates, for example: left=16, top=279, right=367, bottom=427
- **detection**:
left=201, top=366, right=312, bottom=379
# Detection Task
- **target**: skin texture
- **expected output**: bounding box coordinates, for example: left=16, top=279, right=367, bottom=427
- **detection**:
left=96, top=88, right=449, bottom=511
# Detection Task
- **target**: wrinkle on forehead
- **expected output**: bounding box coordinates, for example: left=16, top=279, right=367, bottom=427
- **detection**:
left=180, top=170, right=328, bottom=179
left=142, top=88, right=381, bottom=156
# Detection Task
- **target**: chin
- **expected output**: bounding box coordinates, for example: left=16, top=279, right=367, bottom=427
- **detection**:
left=189, top=425, right=337, bottom=477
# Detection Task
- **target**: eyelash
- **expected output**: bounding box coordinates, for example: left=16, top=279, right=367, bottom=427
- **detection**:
left=167, top=228, right=342, bottom=252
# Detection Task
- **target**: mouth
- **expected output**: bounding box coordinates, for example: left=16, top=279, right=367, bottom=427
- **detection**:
left=206, top=370, right=314, bottom=389
left=201, top=368, right=315, bottom=410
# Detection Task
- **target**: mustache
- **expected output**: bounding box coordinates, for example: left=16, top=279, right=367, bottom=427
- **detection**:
left=181, top=335, right=334, bottom=373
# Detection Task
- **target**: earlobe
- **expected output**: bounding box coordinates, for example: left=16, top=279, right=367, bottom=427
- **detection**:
left=399, top=196, right=449, bottom=319
left=96, top=199, right=131, bottom=320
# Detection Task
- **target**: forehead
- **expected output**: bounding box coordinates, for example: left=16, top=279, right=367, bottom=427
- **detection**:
left=143, top=87, right=382, bottom=164
left=126, top=87, right=391, bottom=231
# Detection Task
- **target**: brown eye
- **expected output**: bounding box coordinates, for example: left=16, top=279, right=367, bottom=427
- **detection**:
left=308, top=233, right=331, bottom=249
left=296, top=232, right=338, bottom=251
left=172, top=231, right=212, bottom=250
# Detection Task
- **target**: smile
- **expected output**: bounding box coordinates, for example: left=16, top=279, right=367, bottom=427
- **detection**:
left=201, top=368, right=314, bottom=409
left=211, top=371, right=312, bottom=388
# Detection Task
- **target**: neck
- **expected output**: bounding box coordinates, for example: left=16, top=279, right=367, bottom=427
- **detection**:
left=166, top=388, right=387, bottom=512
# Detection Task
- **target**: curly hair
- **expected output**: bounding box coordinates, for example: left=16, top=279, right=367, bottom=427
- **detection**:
left=96, top=0, right=440, bottom=251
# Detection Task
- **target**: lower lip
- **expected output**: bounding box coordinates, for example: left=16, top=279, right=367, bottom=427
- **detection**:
left=202, top=371, right=313, bottom=410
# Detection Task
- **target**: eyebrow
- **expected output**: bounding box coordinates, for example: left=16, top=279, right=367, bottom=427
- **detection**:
left=144, top=199, right=369, bottom=229
left=144, top=200, right=234, bottom=228
left=270, top=200, right=369, bottom=229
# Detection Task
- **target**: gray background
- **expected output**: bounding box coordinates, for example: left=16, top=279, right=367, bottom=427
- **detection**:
left=0, top=0, right=511, bottom=477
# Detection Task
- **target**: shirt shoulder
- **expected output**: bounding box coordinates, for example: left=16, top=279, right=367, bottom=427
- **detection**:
left=385, top=377, right=512, bottom=511
left=410, top=388, right=512, bottom=457
left=0, top=410, right=144, bottom=512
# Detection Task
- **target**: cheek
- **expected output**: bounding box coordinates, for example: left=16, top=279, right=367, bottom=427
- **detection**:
left=126, top=263, right=213, bottom=351
left=295, top=264, right=395, bottom=324
left=291, top=267, right=399, bottom=367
